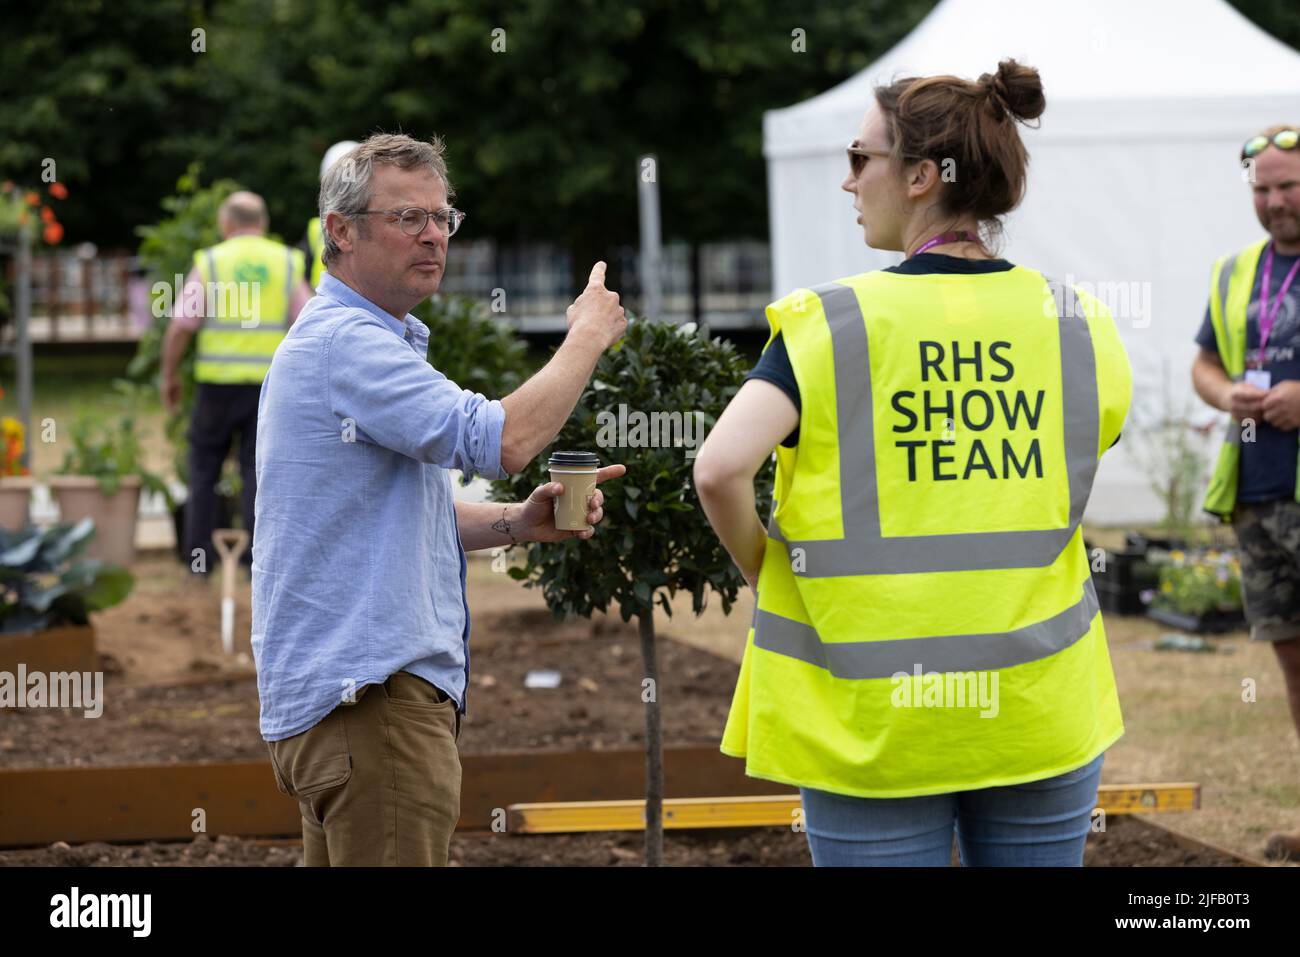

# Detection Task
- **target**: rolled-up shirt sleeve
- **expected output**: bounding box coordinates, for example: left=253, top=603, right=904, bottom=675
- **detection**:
left=326, top=313, right=507, bottom=479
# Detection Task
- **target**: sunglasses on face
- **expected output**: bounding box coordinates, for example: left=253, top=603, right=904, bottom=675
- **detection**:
left=1242, top=128, right=1299, bottom=162
left=847, top=145, right=891, bottom=178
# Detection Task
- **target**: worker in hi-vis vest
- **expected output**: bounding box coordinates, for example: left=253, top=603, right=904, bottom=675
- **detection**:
left=303, top=140, right=359, bottom=289
left=694, top=60, right=1132, bottom=867
left=161, top=190, right=312, bottom=576
left=1191, top=123, right=1300, bottom=863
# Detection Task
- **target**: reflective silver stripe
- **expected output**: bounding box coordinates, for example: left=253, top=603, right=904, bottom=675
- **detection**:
left=754, top=578, right=1100, bottom=678
left=200, top=248, right=220, bottom=333
left=770, top=277, right=1100, bottom=575
left=1217, top=253, right=1236, bottom=320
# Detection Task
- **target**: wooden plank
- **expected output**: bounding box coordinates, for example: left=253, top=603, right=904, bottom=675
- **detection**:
left=0, top=747, right=792, bottom=847
left=0, top=748, right=1199, bottom=848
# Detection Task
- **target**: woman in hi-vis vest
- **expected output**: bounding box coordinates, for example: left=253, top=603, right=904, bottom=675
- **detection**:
left=694, top=60, right=1131, bottom=867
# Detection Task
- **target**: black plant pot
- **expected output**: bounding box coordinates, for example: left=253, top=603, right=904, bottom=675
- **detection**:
left=1087, top=537, right=1160, bottom=617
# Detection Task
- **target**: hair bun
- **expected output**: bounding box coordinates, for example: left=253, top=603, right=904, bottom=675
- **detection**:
left=979, top=59, right=1045, bottom=123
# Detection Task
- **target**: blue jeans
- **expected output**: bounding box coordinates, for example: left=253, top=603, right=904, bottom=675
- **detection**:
left=799, top=753, right=1105, bottom=867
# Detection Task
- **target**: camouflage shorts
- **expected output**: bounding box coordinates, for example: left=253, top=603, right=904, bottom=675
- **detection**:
left=1232, top=499, right=1300, bottom=643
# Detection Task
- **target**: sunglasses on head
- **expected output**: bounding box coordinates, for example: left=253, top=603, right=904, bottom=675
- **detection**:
left=1242, top=128, right=1299, bottom=161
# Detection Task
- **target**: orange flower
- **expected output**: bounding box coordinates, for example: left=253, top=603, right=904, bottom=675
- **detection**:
left=40, top=206, right=55, bottom=223
left=25, top=191, right=39, bottom=206
left=42, top=222, right=63, bottom=244
left=48, top=182, right=68, bottom=199
left=1, top=181, right=12, bottom=193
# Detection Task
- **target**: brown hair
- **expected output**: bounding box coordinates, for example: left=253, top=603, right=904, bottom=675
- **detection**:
left=873, top=59, right=1045, bottom=246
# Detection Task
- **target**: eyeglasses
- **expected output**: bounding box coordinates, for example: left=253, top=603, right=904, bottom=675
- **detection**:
left=847, top=145, right=891, bottom=178
left=355, top=206, right=466, bottom=237
left=1242, top=129, right=1299, bottom=162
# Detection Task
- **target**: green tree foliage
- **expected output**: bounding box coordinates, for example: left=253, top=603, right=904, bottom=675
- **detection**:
left=4, top=0, right=937, bottom=253
left=0, top=0, right=208, bottom=247
left=490, top=317, right=771, bottom=624
left=6, top=1, right=1298, bottom=255
left=412, top=294, right=531, bottom=398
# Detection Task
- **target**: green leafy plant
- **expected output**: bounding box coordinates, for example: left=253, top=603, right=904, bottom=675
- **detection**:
left=412, top=294, right=531, bottom=396
left=53, top=385, right=172, bottom=508
left=127, top=163, right=241, bottom=486
left=0, top=518, right=134, bottom=633
left=489, top=317, right=773, bottom=865
left=1149, top=548, right=1243, bottom=617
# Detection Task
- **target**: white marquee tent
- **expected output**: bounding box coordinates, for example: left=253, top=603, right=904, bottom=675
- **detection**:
left=763, top=0, right=1300, bottom=525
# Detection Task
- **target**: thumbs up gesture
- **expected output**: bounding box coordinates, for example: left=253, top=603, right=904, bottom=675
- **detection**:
left=566, top=261, right=627, bottom=349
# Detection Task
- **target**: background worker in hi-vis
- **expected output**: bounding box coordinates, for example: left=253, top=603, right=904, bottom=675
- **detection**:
left=694, top=59, right=1132, bottom=867
left=1191, top=123, right=1300, bottom=862
left=161, top=191, right=313, bottom=574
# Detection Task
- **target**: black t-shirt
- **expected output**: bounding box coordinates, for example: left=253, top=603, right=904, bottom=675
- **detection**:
left=1194, top=247, right=1300, bottom=504
left=747, top=253, right=1035, bottom=448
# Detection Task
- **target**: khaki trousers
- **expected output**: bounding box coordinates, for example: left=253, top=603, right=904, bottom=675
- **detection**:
left=267, top=671, right=462, bottom=866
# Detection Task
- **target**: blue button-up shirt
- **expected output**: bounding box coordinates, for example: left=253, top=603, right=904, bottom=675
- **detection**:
left=251, top=273, right=506, bottom=741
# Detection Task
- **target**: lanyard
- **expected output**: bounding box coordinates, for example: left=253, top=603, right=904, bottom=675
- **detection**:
left=1257, top=244, right=1300, bottom=365
left=911, top=231, right=975, bottom=257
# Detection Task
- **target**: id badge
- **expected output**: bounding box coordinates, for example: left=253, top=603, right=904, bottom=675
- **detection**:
left=1245, top=368, right=1272, bottom=390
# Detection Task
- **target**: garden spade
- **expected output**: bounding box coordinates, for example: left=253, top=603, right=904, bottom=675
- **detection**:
left=212, top=528, right=249, bottom=655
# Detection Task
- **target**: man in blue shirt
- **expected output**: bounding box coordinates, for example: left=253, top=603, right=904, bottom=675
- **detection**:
left=1191, top=123, right=1300, bottom=862
left=254, top=133, right=627, bottom=866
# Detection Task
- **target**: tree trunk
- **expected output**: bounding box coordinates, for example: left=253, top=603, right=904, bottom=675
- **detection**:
left=638, top=610, right=664, bottom=866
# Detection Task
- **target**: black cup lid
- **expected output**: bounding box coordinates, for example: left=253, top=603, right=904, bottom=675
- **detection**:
left=548, top=450, right=600, bottom=467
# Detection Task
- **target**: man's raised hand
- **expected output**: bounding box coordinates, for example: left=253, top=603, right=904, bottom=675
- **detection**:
left=566, top=260, right=627, bottom=349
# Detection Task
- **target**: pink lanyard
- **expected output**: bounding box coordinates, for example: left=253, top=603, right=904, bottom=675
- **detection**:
left=1257, top=244, right=1300, bottom=366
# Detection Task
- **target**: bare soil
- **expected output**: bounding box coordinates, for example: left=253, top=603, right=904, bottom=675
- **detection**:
left=0, top=815, right=1245, bottom=867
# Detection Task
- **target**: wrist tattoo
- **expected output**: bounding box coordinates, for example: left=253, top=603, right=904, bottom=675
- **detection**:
left=491, top=506, right=518, bottom=545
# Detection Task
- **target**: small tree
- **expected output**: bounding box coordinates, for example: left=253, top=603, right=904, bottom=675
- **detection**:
left=490, top=317, right=773, bottom=865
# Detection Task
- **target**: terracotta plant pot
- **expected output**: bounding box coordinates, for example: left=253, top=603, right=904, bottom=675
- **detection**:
left=47, top=475, right=142, bottom=567
left=0, top=623, right=96, bottom=676
left=0, top=475, right=35, bottom=531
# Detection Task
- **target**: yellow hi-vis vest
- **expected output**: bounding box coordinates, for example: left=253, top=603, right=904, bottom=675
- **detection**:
left=307, top=216, right=326, bottom=288
left=191, top=235, right=303, bottom=385
left=1201, top=238, right=1300, bottom=520
left=721, top=266, right=1132, bottom=798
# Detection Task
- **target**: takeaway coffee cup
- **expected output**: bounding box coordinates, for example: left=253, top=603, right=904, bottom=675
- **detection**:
left=548, top=451, right=600, bottom=531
